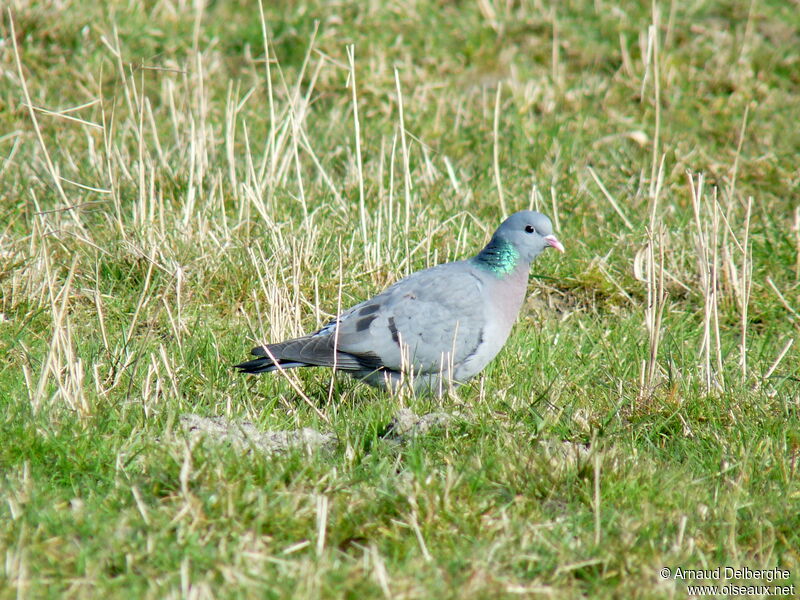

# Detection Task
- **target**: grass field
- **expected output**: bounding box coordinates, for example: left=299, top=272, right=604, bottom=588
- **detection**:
left=1, top=0, right=799, bottom=597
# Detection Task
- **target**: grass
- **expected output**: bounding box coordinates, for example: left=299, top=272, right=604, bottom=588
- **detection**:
left=1, top=0, right=799, bottom=597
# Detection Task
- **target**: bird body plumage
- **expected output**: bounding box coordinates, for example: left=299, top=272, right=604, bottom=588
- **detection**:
left=235, top=211, right=564, bottom=392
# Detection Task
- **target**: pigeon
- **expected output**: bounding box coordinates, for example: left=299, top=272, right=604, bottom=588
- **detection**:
left=235, top=211, right=564, bottom=392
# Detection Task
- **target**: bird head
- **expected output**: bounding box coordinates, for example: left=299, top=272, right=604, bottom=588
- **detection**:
left=494, top=210, right=565, bottom=263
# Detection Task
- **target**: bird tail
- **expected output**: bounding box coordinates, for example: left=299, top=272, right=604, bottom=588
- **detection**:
left=233, top=344, right=309, bottom=374
left=235, top=335, right=382, bottom=375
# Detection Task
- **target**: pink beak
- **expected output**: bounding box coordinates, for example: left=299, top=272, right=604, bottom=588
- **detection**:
left=544, top=234, right=565, bottom=253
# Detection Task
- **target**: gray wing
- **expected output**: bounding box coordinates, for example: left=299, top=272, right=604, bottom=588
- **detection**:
left=331, top=262, right=487, bottom=374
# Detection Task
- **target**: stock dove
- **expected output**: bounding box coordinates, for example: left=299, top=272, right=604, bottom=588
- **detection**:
left=235, top=211, right=564, bottom=392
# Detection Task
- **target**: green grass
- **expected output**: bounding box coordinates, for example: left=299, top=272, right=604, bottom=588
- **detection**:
left=1, top=0, right=799, bottom=598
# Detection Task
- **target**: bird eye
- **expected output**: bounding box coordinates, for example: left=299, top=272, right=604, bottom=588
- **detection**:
left=524, top=225, right=535, bottom=234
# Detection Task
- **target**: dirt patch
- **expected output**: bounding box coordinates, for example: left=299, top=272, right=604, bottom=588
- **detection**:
left=180, top=414, right=338, bottom=456
left=181, top=408, right=462, bottom=456
left=380, top=408, right=459, bottom=443
left=538, top=438, right=592, bottom=470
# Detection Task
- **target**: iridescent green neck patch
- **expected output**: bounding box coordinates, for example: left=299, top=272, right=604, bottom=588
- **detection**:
left=472, top=238, right=520, bottom=275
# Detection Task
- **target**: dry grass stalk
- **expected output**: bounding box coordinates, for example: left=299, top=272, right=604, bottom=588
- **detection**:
left=492, top=83, right=507, bottom=218
left=764, top=338, right=795, bottom=382
left=394, top=69, right=413, bottom=238
left=687, top=176, right=756, bottom=390
left=8, top=10, right=74, bottom=217
left=346, top=44, right=369, bottom=251
left=643, top=225, right=667, bottom=394
left=588, top=166, right=633, bottom=231
left=688, top=172, right=724, bottom=392
left=736, top=198, right=753, bottom=382
left=639, top=6, right=668, bottom=398
left=32, top=250, right=87, bottom=414
left=794, top=207, right=800, bottom=283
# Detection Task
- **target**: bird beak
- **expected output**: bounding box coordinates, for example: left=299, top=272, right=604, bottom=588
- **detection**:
left=544, top=234, right=565, bottom=253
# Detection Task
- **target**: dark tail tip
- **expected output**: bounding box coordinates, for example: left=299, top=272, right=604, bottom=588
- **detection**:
left=234, top=346, right=308, bottom=375
left=233, top=357, right=275, bottom=374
